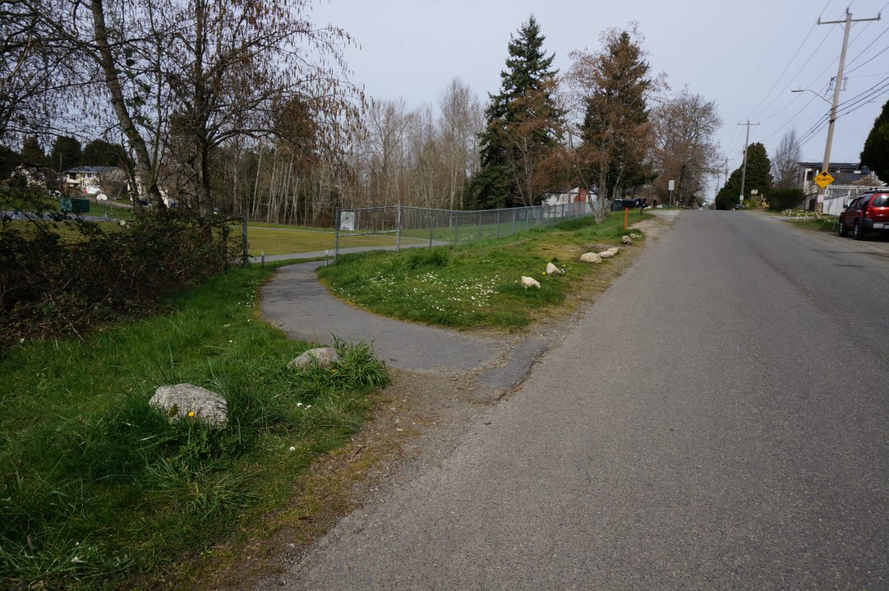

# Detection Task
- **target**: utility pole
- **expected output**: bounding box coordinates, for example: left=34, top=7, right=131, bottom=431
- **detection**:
left=738, top=121, right=759, bottom=207
left=815, top=9, right=881, bottom=212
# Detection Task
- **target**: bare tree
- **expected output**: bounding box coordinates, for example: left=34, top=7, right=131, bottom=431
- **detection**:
left=772, top=128, right=800, bottom=189
left=650, top=86, right=722, bottom=205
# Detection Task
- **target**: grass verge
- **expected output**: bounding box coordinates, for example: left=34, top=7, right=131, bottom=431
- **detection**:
left=0, top=263, right=390, bottom=590
left=319, top=211, right=649, bottom=330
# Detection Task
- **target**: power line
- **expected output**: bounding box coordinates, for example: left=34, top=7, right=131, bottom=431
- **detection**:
left=746, top=0, right=833, bottom=120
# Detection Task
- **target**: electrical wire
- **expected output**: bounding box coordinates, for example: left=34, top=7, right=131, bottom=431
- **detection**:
left=746, top=0, right=833, bottom=120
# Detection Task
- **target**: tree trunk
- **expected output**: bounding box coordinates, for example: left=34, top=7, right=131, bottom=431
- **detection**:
left=89, top=0, right=165, bottom=211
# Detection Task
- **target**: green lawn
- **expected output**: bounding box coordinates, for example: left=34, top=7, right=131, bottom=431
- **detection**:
left=319, top=211, right=648, bottom=330
left=0, top=264, right=389, bottom=590
left=245, top=226, right=406, bottom=256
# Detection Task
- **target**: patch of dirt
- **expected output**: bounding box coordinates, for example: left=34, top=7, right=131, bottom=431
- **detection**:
left=188, top=212, right=679, bottom=591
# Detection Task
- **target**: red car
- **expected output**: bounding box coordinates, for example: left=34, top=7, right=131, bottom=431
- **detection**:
left=838, top=191, right=889, bottom=240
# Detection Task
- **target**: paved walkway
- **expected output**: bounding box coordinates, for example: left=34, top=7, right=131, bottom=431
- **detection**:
left=261, top=260, right=548, bottom=389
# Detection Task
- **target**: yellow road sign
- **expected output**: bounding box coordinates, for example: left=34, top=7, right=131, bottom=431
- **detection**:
left=814, top=171, right=835, bottom=189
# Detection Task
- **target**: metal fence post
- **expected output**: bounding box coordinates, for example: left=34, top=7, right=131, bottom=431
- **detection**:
left=477, top=211, right=482, bottom=241
left=396, top=205, right=402, bottom=252
left=429, top=209, right=435, bottom=247
left=453, top=211, right=458, bottom=245
left=512, top=209, right=517, bottom=235
left=334, top=208, right=340, bottom=261
left=242, top=212, right=249, bottom=268
left=496, top=209, right=501, bottom=238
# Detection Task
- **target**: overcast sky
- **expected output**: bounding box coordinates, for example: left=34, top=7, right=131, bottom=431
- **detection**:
left=313, top=0, right=889, bottom=197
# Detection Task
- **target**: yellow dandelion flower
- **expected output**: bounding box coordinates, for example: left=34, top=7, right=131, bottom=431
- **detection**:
left=188, top=411, right=195, bottom=417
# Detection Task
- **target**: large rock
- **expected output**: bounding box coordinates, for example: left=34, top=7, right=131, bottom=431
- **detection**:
left=598, top=250, right=614, bottom=259
left=607, top=246, right=620, bottom=255
left=580, top=252, right=602, bottom=264
left=289, top=346, right=340, bottom=370
left=621, top=235, right=632, bottom=245
left=521, top=275, right=541, bottom=289
left=545, top=262, right=561, bottom=276
left=150, top=384, right=228, bottom=428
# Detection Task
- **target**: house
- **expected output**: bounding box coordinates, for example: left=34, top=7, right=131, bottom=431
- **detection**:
left=541, top=187, right=593, bottom=207
left=10, top=163, right=58, bottom=189
left=539, top=187, right=597, bottom=219
left=64, top=166, right=130, bottom=197
left=796, top=161, right=885, bottom=210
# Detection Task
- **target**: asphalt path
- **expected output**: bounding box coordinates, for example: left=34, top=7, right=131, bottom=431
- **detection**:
left=275, top=211, right=889, bottom=590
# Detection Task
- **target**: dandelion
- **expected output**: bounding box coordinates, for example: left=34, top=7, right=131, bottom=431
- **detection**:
left=188, top=411, right=195, bottom=417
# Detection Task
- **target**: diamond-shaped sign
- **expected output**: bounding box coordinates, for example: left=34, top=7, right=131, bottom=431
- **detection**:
left=814, top=171, right=835, bottom=189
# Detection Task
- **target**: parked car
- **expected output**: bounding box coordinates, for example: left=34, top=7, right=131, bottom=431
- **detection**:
left=838, top=191, right=889, bottom=240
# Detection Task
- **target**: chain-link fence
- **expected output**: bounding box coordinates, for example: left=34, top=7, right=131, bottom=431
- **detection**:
left=333, top=200, right=601, bottom=259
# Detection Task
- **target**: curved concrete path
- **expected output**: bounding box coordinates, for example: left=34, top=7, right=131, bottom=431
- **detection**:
left=262, top=261, right=548, bottom=387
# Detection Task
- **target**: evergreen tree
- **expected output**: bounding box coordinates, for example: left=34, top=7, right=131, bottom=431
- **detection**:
left=19, top=135, right=46, bottom=165
left=49, top=136, right=81, bottom=172
left=570, top=28, right=653, bottom=211
left=715, top=142, right=772, bottom=209
left=469, top=16, right=563, bottom=209
left=81, top=139, right=129, bottom=167
left=860, top=98, right=889, bottom=182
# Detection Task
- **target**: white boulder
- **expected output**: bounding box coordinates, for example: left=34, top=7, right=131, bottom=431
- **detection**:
left=580, top=252, right=602, bottom=264
left=289, top=346, right=341, bottom=370
left=621, top=235, right=632, bottom=245
left=607, top=247, right=620, bottom=255
left=521, top=276, right=541, bottom=289
left=598, top=250, right=614, bottom=259
left=545, top=262, right=561, bottom=276
left=150, top=384, right=228, bottom=428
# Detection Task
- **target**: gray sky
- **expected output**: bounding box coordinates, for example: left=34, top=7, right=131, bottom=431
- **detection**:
left=313, top=0, right=889, bottom=195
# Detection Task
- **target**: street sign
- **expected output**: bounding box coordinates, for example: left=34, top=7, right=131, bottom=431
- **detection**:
left=814, top=171, right=835, bottom=189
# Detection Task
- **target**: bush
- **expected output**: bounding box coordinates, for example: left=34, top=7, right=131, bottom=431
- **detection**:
left=766, top=188, right=805, bottom=210
left=0, top=184, right=239, bottom=348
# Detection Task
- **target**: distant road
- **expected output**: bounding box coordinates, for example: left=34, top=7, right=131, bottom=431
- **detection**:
left=282, top=210, right=889, bottom=590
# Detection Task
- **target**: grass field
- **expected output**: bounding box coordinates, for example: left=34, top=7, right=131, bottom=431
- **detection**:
left=0, top=264, right=390, bottom=590
left=319, top=211, right=648, bottom=330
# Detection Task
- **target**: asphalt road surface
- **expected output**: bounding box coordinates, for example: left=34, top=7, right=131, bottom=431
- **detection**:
left=284, top=211, right=888, bottom=590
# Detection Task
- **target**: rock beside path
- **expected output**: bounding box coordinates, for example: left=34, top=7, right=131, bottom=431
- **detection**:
left=545, top=263, right=561, bottom=276
left=150, top=384, right=228, bottom=428
left=580, top=252, right=602, bottom=264
left=598, top=250, right=614, bottom=259
left=289, top=347, right=341, bottom=370
left=521, top=276, right=541, bottom=289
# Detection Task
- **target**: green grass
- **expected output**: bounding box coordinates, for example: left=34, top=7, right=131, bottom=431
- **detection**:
left=245, top=227, right=403, bottom=256
left=0, top=263, right=390, bottom=590
left=319, top=211, right=648, bottom=330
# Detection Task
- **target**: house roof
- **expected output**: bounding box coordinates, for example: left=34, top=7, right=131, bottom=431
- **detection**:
left=65, top=166, right=119, bottom=174
left=798, top=161, right=860, bottom=171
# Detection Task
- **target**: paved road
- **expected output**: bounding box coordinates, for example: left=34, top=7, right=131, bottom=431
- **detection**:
left=281, top=211, right=888, bottom=590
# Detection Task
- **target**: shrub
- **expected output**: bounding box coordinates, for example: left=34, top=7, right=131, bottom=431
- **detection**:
left=766, top=188, right=805, bottom=210
left=0, top=184, right=239, bottom=348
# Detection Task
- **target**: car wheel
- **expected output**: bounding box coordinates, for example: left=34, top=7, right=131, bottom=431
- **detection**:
left=839, top=220, right=848, bottom=237
left=853, top=220, right=865, bottom=240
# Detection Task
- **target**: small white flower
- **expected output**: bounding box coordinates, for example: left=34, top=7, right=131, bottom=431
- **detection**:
left=297, top=402, right=303, bottom=407
left=306, top=405, right=312, bottom=409
left=289, top=446, right=296, bottom=452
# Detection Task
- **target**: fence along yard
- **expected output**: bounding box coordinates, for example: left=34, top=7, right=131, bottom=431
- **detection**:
left=333, top=201, right=600, bottom=259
